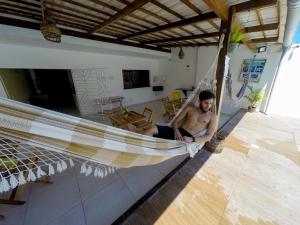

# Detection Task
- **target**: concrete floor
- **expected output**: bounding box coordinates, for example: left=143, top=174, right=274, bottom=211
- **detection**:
left=124, top=111, right=300, bottom=225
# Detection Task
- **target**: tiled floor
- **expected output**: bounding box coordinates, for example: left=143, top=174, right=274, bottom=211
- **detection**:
left=0, top=100, right=233, bottom=225
left=123, top=111, right=300, bottom=225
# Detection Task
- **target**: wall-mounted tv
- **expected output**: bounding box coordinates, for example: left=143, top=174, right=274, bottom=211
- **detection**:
left=123, top=70, right=150, bottom=89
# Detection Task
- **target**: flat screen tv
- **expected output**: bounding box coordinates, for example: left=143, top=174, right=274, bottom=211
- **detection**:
left=123, top=70, right=150, bottom=89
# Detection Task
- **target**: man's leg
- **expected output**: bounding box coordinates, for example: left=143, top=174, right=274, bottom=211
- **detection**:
left=143, top=125, right=159, bottom=136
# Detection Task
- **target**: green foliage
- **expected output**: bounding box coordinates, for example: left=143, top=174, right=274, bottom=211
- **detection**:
left=230, top=23, right=246, bottom=43
left=244, top=85, right=265, bottom=107
left=122, top=107, right=129, bottom=115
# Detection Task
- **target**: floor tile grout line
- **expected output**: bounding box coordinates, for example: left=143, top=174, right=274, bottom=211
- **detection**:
left=22, top=183, right=33, bottom=225
left=73, top=166, right=88, bottom=225
left=217, top=155, right=249, bottom=225
left=46, top=203, right=84, bottom=225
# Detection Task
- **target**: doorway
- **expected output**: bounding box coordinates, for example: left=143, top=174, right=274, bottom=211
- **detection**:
left=28, top=69, right=79, bottom=115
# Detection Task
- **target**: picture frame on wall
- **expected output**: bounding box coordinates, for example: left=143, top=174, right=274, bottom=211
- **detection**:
left=239, top=58, right=267, bottom=83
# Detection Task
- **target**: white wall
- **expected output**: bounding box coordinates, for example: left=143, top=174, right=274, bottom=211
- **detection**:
left=267, top=45, right=300, bottom=118
left=158, top=44, right=282, bottom=118
left=221, top=44, right=282, bottom=115
left=159, top=47, right=197, bottom=96
left=0, top=25, right=169, bottom=109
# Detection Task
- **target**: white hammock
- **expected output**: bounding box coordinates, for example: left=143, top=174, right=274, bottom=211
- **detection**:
left=0, top=36, right=227, bottom=193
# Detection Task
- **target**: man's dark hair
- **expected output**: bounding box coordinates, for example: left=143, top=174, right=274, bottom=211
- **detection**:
left=199, top=90, right=215, bottom=101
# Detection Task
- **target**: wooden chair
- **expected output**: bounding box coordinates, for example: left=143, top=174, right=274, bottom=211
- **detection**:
left=132, top=108, right=153, bottom=131
left=161, top=100, right=177, bottom=120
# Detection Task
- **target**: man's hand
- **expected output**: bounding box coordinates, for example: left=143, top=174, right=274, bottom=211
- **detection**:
left=183, top=136, right=193, bottom=143
left=174, top=129, right=184, bottom=141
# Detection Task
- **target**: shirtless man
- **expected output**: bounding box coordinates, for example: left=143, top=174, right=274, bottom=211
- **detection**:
left=144, top=90, right=217, bottom=143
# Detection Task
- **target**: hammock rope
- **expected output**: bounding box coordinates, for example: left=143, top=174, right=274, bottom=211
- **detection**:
left=169, top=34, right=225, bottom=126
left=226, top=55, right=257, bottom=103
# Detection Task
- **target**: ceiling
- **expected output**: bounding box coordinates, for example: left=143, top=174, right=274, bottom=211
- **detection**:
left=0, top=0, right=287, bottom=53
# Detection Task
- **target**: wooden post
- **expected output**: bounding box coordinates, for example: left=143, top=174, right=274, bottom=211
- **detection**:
left=215, top=6, right=235, bottom=115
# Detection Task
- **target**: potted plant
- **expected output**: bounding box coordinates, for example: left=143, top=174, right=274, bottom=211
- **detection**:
left=244, top=85, right=265, bottom=112
left=122, top=107, right=129, bottom=118
left=229, top=23, right=246, bottom=53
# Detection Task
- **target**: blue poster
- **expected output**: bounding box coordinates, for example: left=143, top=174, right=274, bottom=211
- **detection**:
left=239, top=58, right=267, bottom=83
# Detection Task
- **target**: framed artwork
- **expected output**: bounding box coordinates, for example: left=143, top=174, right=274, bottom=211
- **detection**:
left=239, top=58, right=267, bottom=83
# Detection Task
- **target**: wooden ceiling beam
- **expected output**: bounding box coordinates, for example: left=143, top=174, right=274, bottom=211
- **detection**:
left=62, top=0, right=111, bottom=17
left=181, top=0, right=219, bottom=30
left=255, top=9, right=267, bottom=39
left=242, top=22, right=279, bottom=33
left=202, top=0, right=228, bottom=21
left=251, top=36, right=278, bottom=43
left=159, top=42, right=219, bottom=48
left=150, top=0, right=204, bottom=37
left=142, top=32, right=220, bottom=44
left=142, top=22, right=279, bottom=45
left=235, top=0, right=278, bottom=13
left=119, top=11, right=218, bottom=39
left=0, top=16, right=170, bottom=53
left=88, top=0, right=150, bottom=34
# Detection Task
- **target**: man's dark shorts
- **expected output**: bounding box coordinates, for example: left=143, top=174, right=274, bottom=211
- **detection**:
left=154, top=125, right=192, bottom=140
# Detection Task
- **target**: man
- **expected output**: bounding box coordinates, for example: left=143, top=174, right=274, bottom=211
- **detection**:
left=144, top=90, right=217, bottom=143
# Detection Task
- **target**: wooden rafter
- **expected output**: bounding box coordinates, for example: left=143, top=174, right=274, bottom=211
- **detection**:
left=202, top=0, right=254, bottom=51
left=89, top=0, right=150, bottom=34
left=277, top=0, right=281, bottom=37
left=144, top=22, right=279, bottom=45
left=180, top=0, right=219, bottom=42
left=120, top=12, right=218, bottom=39
left=159, top=42, right=219, bottom=48
left=4, top=0, right=145, bottom=37
left=202, top=0, right=228, bottom=21
left=251, top=37, right=278, bottom=43
left=255, top=9, right=267, bottom=39
left=0, top=15, right=170, bottom=52
left=142, top=32, right=220, bottom=44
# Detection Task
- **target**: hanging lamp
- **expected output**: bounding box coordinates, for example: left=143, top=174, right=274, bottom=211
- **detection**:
left=178, top=46, right=185, bottom=59
left=40, top=0, right=61, bottom=43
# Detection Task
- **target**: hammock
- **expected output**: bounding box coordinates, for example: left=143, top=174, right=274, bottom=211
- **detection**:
left=226, top=55, right=257, bottom=103
left=0, top=98, right=203, bottom=192
left=0, top=36, right=226, bottom=193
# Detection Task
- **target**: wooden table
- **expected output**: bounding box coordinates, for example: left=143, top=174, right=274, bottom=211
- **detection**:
left=110, top=111, right=145, bottom=129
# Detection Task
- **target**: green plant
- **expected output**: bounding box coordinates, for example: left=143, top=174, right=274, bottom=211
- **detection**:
left=244, top=86, right=265, bottom=107
left=230, top=23, right=246, bottom=43
left=122, top=107, right=129, bottom=115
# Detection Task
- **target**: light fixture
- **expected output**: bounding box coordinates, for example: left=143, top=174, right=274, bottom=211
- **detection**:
left=178, top=46, right=185, bottom=59
left=40, top=0, right=61, bottom=43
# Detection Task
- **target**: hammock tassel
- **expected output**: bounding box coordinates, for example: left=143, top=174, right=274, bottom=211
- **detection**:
left=9, top=174, right=19, bottom=189
left=36, top=166, right=46, bottom=178
left=18, top=171, right=26, bottom=185
left=61, top=160, right=68, bottom=171
left=98, top=169, right=104, bottom=178
left=85, top=165, right=92, bottom=176
left=69, top=158, right=74, bottom=168
left=80, top=163, right=86, bottom=174
left=48, top=163, right=55, bottom=176
left=94, top=168, right=99, bottom=177
left=0, top=177, right=10, bottom=192
left=57, top=161, right=63, bottom=173
left=27, top=169, right=36, bottom=182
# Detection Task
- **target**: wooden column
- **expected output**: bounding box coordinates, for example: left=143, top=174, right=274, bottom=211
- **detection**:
left=215, top=6, right=235, bottom=115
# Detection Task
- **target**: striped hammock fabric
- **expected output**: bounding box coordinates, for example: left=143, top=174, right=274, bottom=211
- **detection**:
left=0, top=97, right=202, bottom=193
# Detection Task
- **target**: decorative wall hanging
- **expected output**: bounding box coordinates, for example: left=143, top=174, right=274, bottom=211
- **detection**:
left=239, top=58, right=267, bottom=83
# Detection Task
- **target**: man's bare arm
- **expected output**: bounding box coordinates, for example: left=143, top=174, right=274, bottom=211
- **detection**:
left=171, top=106, right=191, bottom=128
left=194, top=114, right=217, bottom=143
left=171, top=106, right=191, bottom=141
